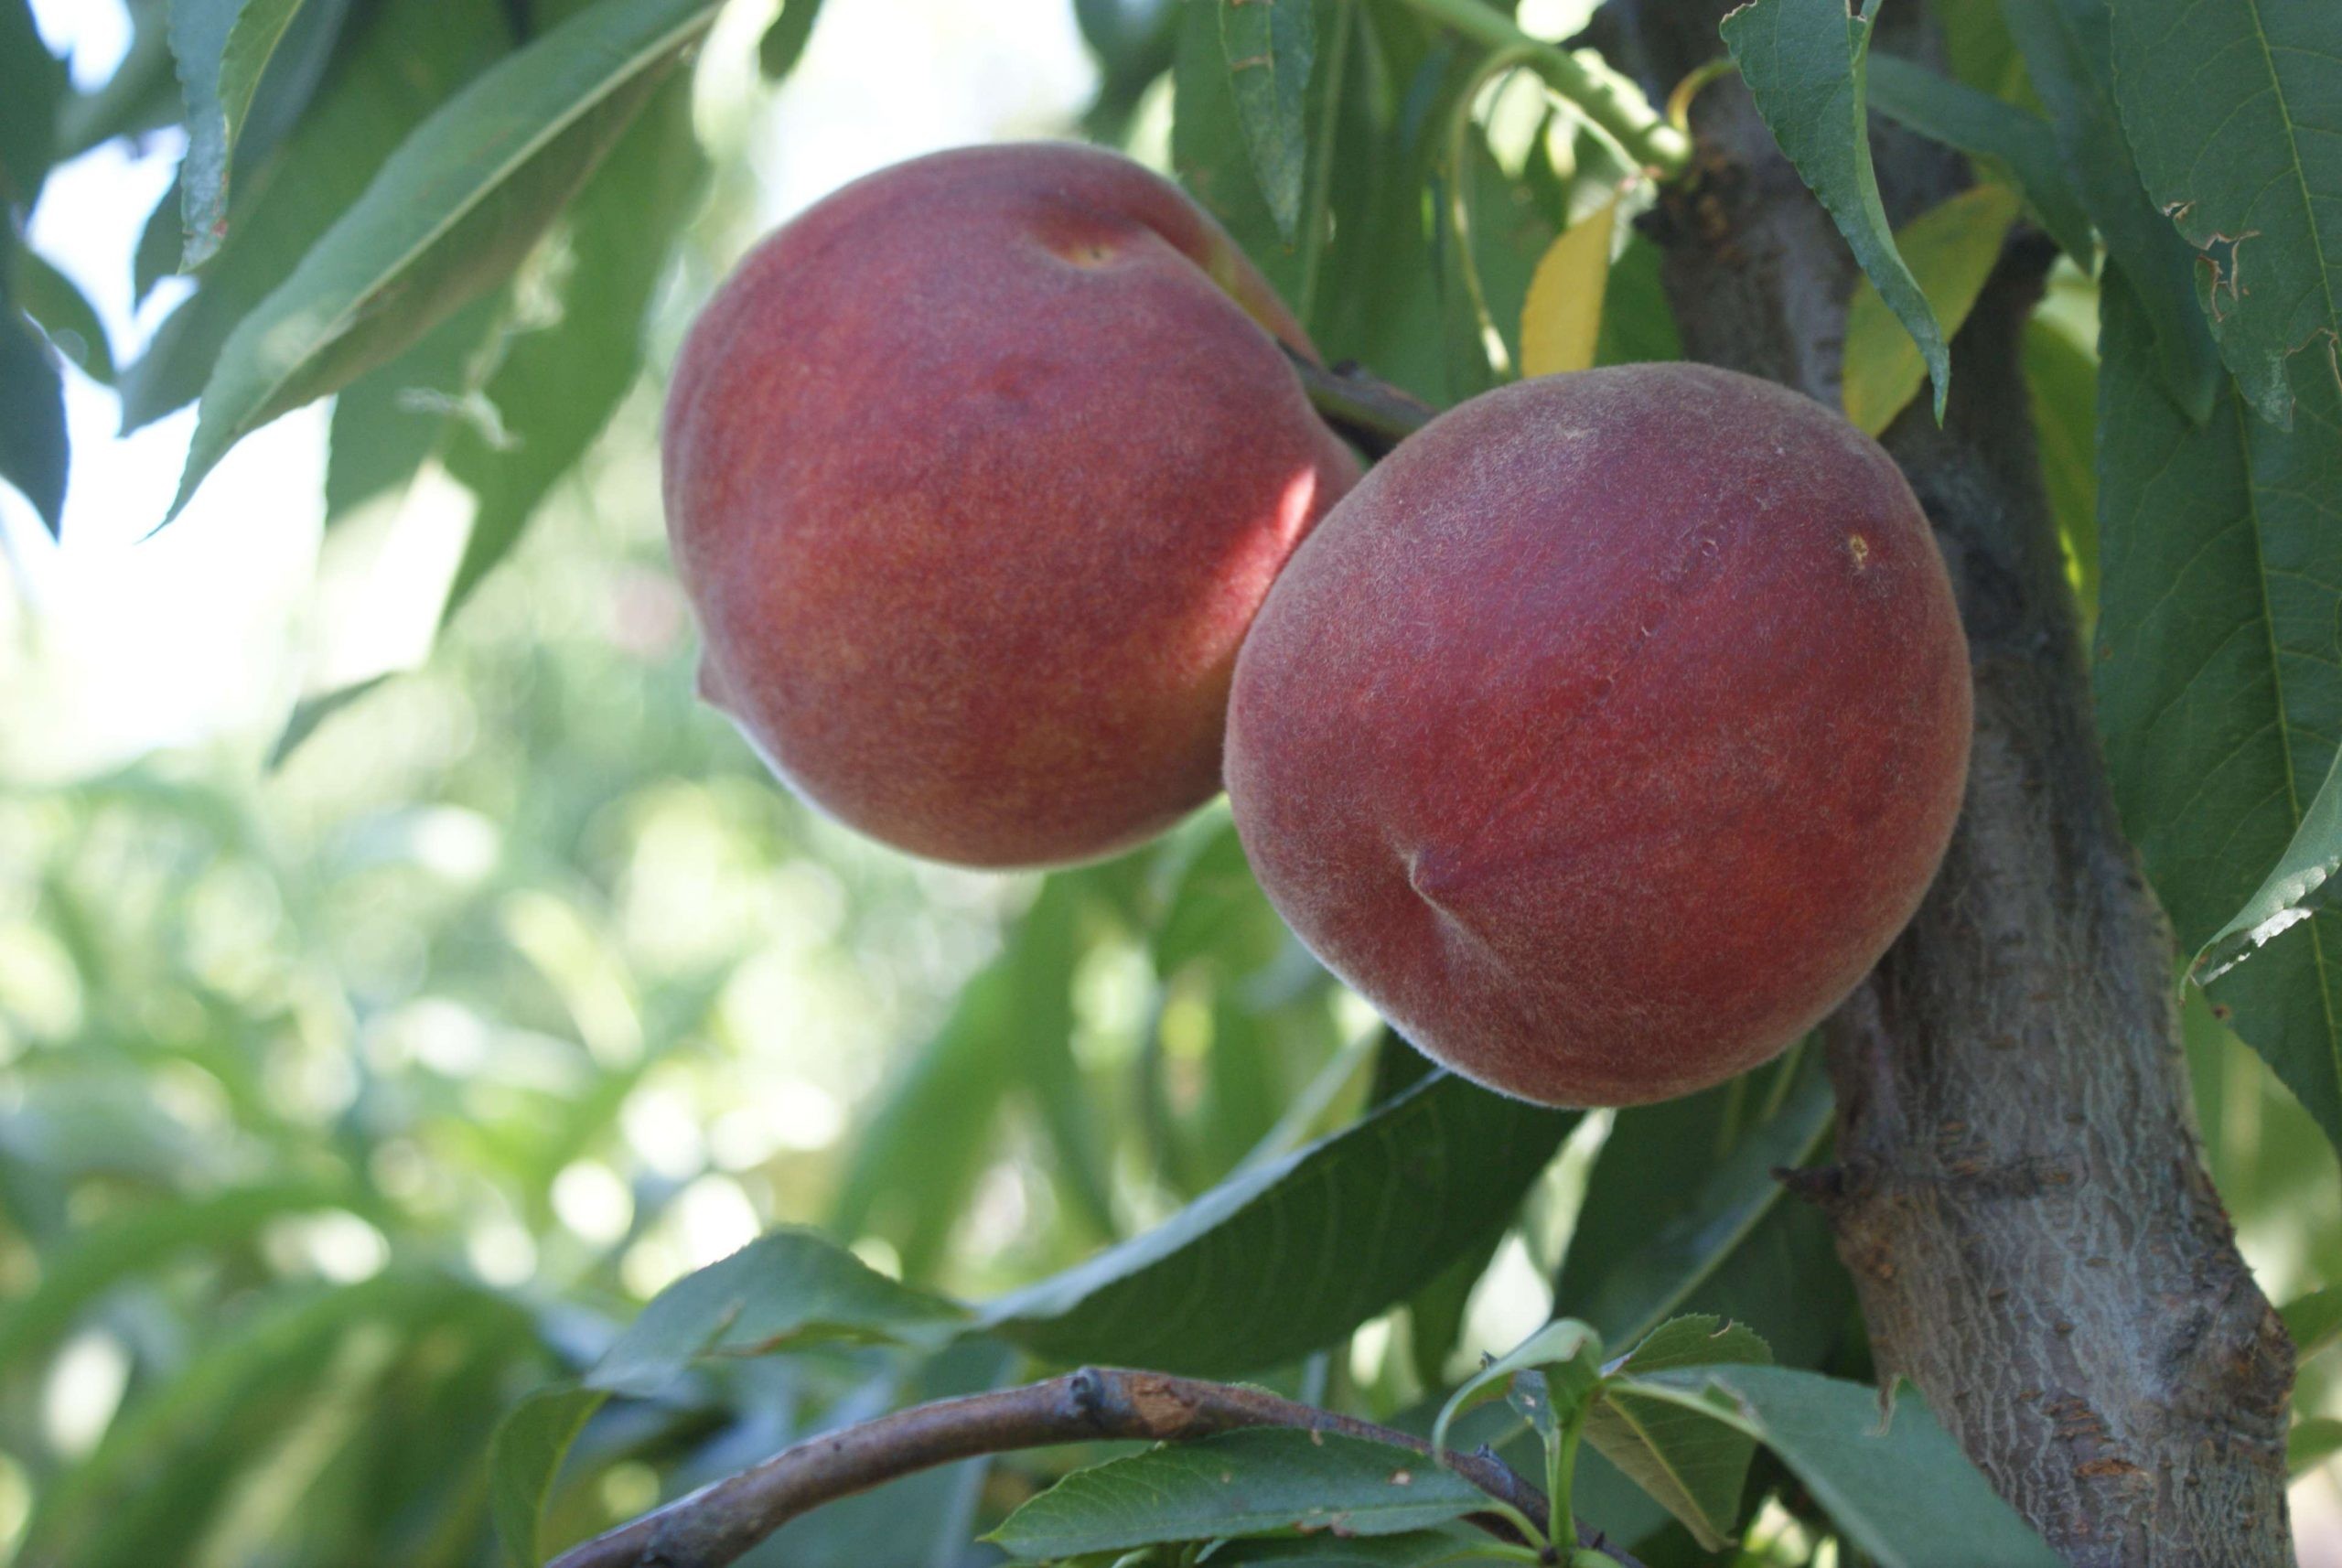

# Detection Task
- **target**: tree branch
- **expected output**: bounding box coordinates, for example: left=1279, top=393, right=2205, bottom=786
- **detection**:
left=546, top=1365, right=1645, bottom=1568
left=1599, top=3, right=2295, bottom=1562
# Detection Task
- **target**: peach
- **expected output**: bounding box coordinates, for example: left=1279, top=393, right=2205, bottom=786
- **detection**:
left=662, top=143, right=1359, bottom=867
left=1224, top=365, right=1971, bottom=1107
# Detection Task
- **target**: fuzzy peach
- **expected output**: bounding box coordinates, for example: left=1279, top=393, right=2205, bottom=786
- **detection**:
left=1224, top=365, right=1971, bottom=1107
left=662, top=143, right=1359, bottom=867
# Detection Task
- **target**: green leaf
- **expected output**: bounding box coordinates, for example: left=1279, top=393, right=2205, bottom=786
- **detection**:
left=1151, top=814, right=1283, bottom=978
left=833, top=875, right=1115, bottom=1281
left=164, top=0, right=721, bottom=523
left=0, top=1178, right=360, bottom=1368
left=2092, top=269, right=2342, bottom=1157
left=267, top=672, right=393, bottom=769
left=1175, top=0, right=1347, bottom=320
left=988, top=1429, right=1486, bottom=1558
left=488, top=1229, right=970, bottom=1560
left=2111, top=0, right=2341, bottom=430
left=2292, top=1416, right=2342, bottom=1477
left=16, top=249, right=116, bottom=383
left=322, top=285, right=511, bottom=521
left=0, top=304, right=67, bottom=535
left=1220, top=0, right=1316, bottom=242
left=1593, top=231, right=1681, bottom=367
left=1432, top=1317, right=1601, bottom=1454
left=2025, top=314, right=2100, bottom=621
left=489, top=1385, right=606, bottom=1568
left=170, top=0, right=314, bottom=267
left=757, top=0, right=827, bottom=80
left=120, top=0, right=514, bottom=431
left=588, top=1227, right=967, bottom=1398
left=56, top=0, right=181, bottom=159
left=986, top=1071, right=1576, bottom=1378
left=1622, top=1368, right=2062, bottom=1566
left=1564, top=1063, right=1835, bottom=1348
left=1842, top=182, right=2022, bottom=435
left=0, top=0, right=65, bottom=214
left=1076, top=0, right=1182, bottom=139
left=1864, top=52, right=2092, bottom=267
left=1581, top=1317, right=1771, bottom=1551
left=2281, top=1285, right=2342, bottom=1365
left=1213, top=1532, right=1519, bottom=1566
left=443, top=67, right=708, bottom=613
left=1721, top=0, right=1950, bottom=417
left=2001, top=0, right=2220, bottom=423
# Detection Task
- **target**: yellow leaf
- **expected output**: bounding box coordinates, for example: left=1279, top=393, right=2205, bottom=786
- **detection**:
left=1842, top=182, right=2024, bottom=435
left=1520, top=196, right=1618, bottom=379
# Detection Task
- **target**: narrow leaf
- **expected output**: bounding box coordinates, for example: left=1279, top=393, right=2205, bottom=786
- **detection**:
left=1567, top=1065, right=1834, bottom=1348
left=2280, top=1286, right=2342, bottom=1365
left=0, top=0, right=66, bottom=214
left=1722, top=0, right=1950, bottom=416
left=2093, top=270, right=2342, bottom=1157
left=1582, top=1316, right=1771, bottom=1551
left=490, top=1385, right=606, bottom=1568
left=164, top=0, right=722, bottom=523
left=2111, top=0, right=2342, bottom=429
left=170, top=0, right=315, bottom=267
left=0, top=306, right=67, bottom=534
left=120, top=0, right=517, bottom=431
left=1215, top=1533, right=1515, bottom=1566
left=2293, top=1417, right=2342, bottom=1477
left=1624, top=1368, right=2062, bottom=1566
left=16, top=249, right=117, bottom=383
left=1520, top=195, right=1617, bottom=378
left=2001, top=0, right=2220, bottom=422
left=1864, top=52, right=2092, bottom=268
left=444, top=68, right=709, bottom=613
left=587, top=1227, right=967, bottom=1398
left=1219, top=0, right=1316, bottom=242
left=1843, top=182, right=2021, bottom=435
left=985, top=1071, right=1576, bottom=1378
left=757, top=0, right=826, bottom=80
left=988, top=1429, right=1484, bottom=1558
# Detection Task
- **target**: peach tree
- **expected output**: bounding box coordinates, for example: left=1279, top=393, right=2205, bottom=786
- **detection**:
left=3, top=0, right=2337, bottom=1564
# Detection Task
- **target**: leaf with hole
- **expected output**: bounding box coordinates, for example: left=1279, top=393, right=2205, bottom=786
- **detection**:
left=2111, top=0, right=2342, bottom=430
left=2093, top=270, right=2342, bottom=1160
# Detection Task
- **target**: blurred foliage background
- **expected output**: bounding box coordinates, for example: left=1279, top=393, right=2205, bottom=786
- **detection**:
left=0, top=0, right=2336, bottom=1564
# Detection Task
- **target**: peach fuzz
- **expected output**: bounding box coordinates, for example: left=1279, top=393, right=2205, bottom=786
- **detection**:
left=663, top=143, right=1359, bottom=867
left=1225, top=364, right=1971, bottom=1107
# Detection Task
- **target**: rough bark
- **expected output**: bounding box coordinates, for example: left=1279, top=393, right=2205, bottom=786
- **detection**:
left=1599, top=3, right=2296, bottom=1562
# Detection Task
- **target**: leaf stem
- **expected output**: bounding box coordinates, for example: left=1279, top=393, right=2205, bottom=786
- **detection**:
left=1283, top=346, right=1440, bottom=457
left=1390, top=0, right=1691, bottom=177
left=1548, top=1391, right=1593, bottom=1549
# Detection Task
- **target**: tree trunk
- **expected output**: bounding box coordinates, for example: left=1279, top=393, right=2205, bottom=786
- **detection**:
left=1599, top=3, right=2297, bottom=1561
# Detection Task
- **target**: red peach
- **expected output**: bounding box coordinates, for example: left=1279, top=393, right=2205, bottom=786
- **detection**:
left=1225, top=365, right=1971, bottom=1107
left=662, top=143, right=1359, bottom=867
